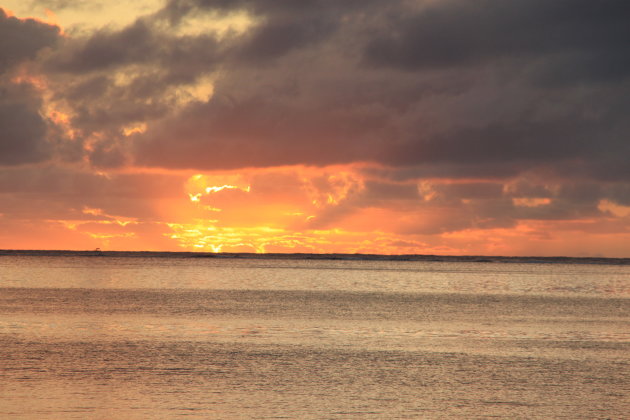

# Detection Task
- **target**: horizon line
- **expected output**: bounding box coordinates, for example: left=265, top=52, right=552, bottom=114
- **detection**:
left=1, top=249, right=628, bottom=265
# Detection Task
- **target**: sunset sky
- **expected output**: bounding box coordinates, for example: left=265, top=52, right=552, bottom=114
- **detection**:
left=1, top=0, right=630, bottom=257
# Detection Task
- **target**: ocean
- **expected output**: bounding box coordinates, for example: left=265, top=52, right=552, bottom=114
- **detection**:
left=1, top=253, right=628, bottom=419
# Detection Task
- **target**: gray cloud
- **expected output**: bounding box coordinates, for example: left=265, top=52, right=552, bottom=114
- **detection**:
left=50, top=19, right=159, bottom=73
left=0, top=9, right=61, bottom=165
left=133, top=93, right=392, bottom=169
left=11, top=0, right=629, bottom=185
left=122, top=0, right=630, bottom=183
left=0, top=83, right=51, bottom=165
left=364, top=0, right=630, bottom=80
left=0, top=8, right=60, bottom=72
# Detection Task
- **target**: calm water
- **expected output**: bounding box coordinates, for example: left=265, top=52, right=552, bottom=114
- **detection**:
left=0, top=256, right=629, bottom=419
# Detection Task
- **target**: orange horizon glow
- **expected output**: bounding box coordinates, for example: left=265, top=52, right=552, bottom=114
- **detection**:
left=1, top=163, right=629, bottom=258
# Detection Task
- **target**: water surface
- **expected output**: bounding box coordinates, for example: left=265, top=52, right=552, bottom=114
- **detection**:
left=1, top=255, right=628, bottom=418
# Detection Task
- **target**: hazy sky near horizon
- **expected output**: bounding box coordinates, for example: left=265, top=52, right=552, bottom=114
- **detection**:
left=1, top=0, right=630, bottom=256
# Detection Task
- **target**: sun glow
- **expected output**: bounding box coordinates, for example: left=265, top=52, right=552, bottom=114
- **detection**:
left=205, top=184, right=251, bottom=194
left=513, top=198, right=552, bottom=207
left=167, top=167, right=438, bottom=253
left=185, top=174, right=251, bottom=207
left=165, top=221, right=433, bottom=255
left=170, top=169, right=366, bottom=252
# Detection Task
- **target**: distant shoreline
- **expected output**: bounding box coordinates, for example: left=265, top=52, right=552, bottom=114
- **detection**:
left=1, top=249, right=628, bottom=266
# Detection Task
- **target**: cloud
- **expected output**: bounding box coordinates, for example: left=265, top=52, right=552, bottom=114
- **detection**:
left=0, top=9, right=63, bottom=165
left=0, top=8, right=60, bottom=72
left=6, top=1, right=630, bottom=177
left=9, top=0, right=620, bottom=180
left=133, top=94, right=394, bottom=169
left=364, top=0, right=630, bottom=79
left=49, top=19, right=159, bottom=73
left=0, top=83, right=52, bottom=165
left=123, top=1, right=630, bottom=181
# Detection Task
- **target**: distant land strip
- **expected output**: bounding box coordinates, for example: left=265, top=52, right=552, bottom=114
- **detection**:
left=1, top=250, right=629, bottom=266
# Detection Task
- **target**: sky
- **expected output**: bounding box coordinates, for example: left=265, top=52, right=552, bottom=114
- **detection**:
left=1, top=0, right=630, bottom=257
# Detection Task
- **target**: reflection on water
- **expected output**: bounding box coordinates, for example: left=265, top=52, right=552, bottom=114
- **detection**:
left=1, top=255, right=630, bottom=296
left=0, top=256, right=629, bottom=418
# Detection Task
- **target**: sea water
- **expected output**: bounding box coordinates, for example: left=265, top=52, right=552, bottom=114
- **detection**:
left=0, top=255, right=628, bottom=419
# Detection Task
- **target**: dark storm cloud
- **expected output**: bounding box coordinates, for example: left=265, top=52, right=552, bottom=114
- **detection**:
left=364, top=0, right=630, bottom=81
left=48, top=18, right=220, bottom=79
left=43, top=0, right=363, bottom=89
left=47, top=0, right=344, bottom=77
left=158, top=0, right=375, bottom=63
left=133, top=94, right=392, bottom=169
left=18, top=0, right=627, bottom=186
left=122, top=0, right=630, bottom=182
left=40, top=11, right=227, bottom=167
left=0, top=8, right=60, bottom=72
left=383, top=112, right=630, bottom=183
left=0, top=9, right=61, bottom=165
left=233, top=17, right=334, bottom=63
left=50, top=19, right=159, bottom=73
left=0, top=92, right=50, bottom=165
